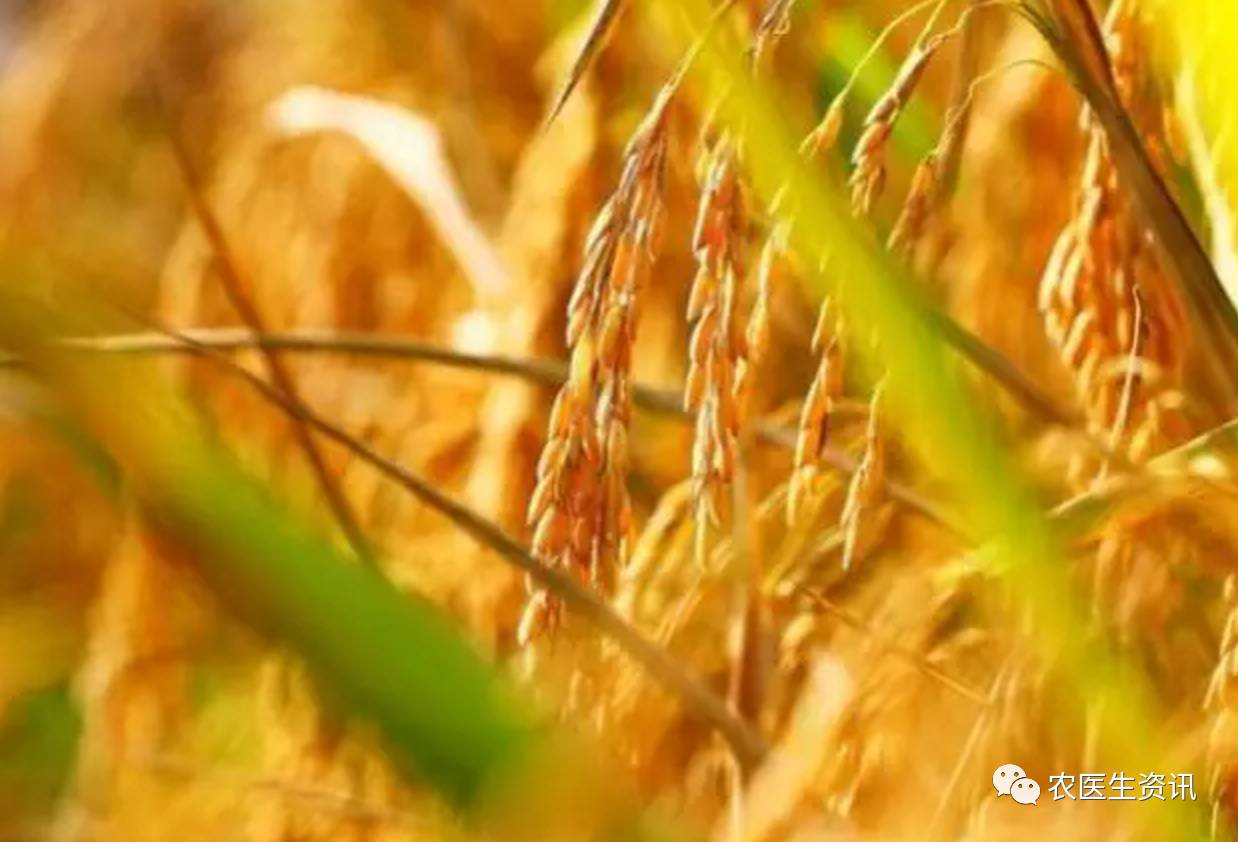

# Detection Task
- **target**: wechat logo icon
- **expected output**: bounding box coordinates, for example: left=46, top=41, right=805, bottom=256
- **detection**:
left=993, top=763, right=1040, bottom=805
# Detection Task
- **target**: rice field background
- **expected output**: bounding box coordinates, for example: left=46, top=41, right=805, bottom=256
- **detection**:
left=0, top=0, right=1237, bottom=840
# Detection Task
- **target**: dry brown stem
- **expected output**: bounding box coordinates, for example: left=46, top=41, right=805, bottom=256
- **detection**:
left=163, top=117, right=372, bottom=563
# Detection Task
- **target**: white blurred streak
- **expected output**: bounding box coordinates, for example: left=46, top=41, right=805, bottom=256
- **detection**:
left=267, top=85, right=510, bottom=301
left=450, top=308, right=501, bottom=356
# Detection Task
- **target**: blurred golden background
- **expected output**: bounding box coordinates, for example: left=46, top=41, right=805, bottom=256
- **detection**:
left=0, top=0, right=1237, bottom=840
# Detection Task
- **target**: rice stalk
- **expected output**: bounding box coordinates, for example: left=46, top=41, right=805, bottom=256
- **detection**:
left=164, top=113, right=373, bottom=564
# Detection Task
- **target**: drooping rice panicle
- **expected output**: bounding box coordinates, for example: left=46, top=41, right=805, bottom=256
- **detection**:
left=523, top=83, right=674, bottom=639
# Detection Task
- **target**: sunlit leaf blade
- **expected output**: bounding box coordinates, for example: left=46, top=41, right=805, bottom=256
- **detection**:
left=545, top=0, right=626, bottom=126
left=0, top=286, right=688, bottom=841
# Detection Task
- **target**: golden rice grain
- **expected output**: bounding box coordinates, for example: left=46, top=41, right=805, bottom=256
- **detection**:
left=839, top=381, right=886, bottom=572
left=686, top=135, right=751, bottom=562
left=523, top=82, right=675, bottom=635
left=1038, top=2, right=1190, bottom=471
left=848, top=23, right=953, bottom=216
